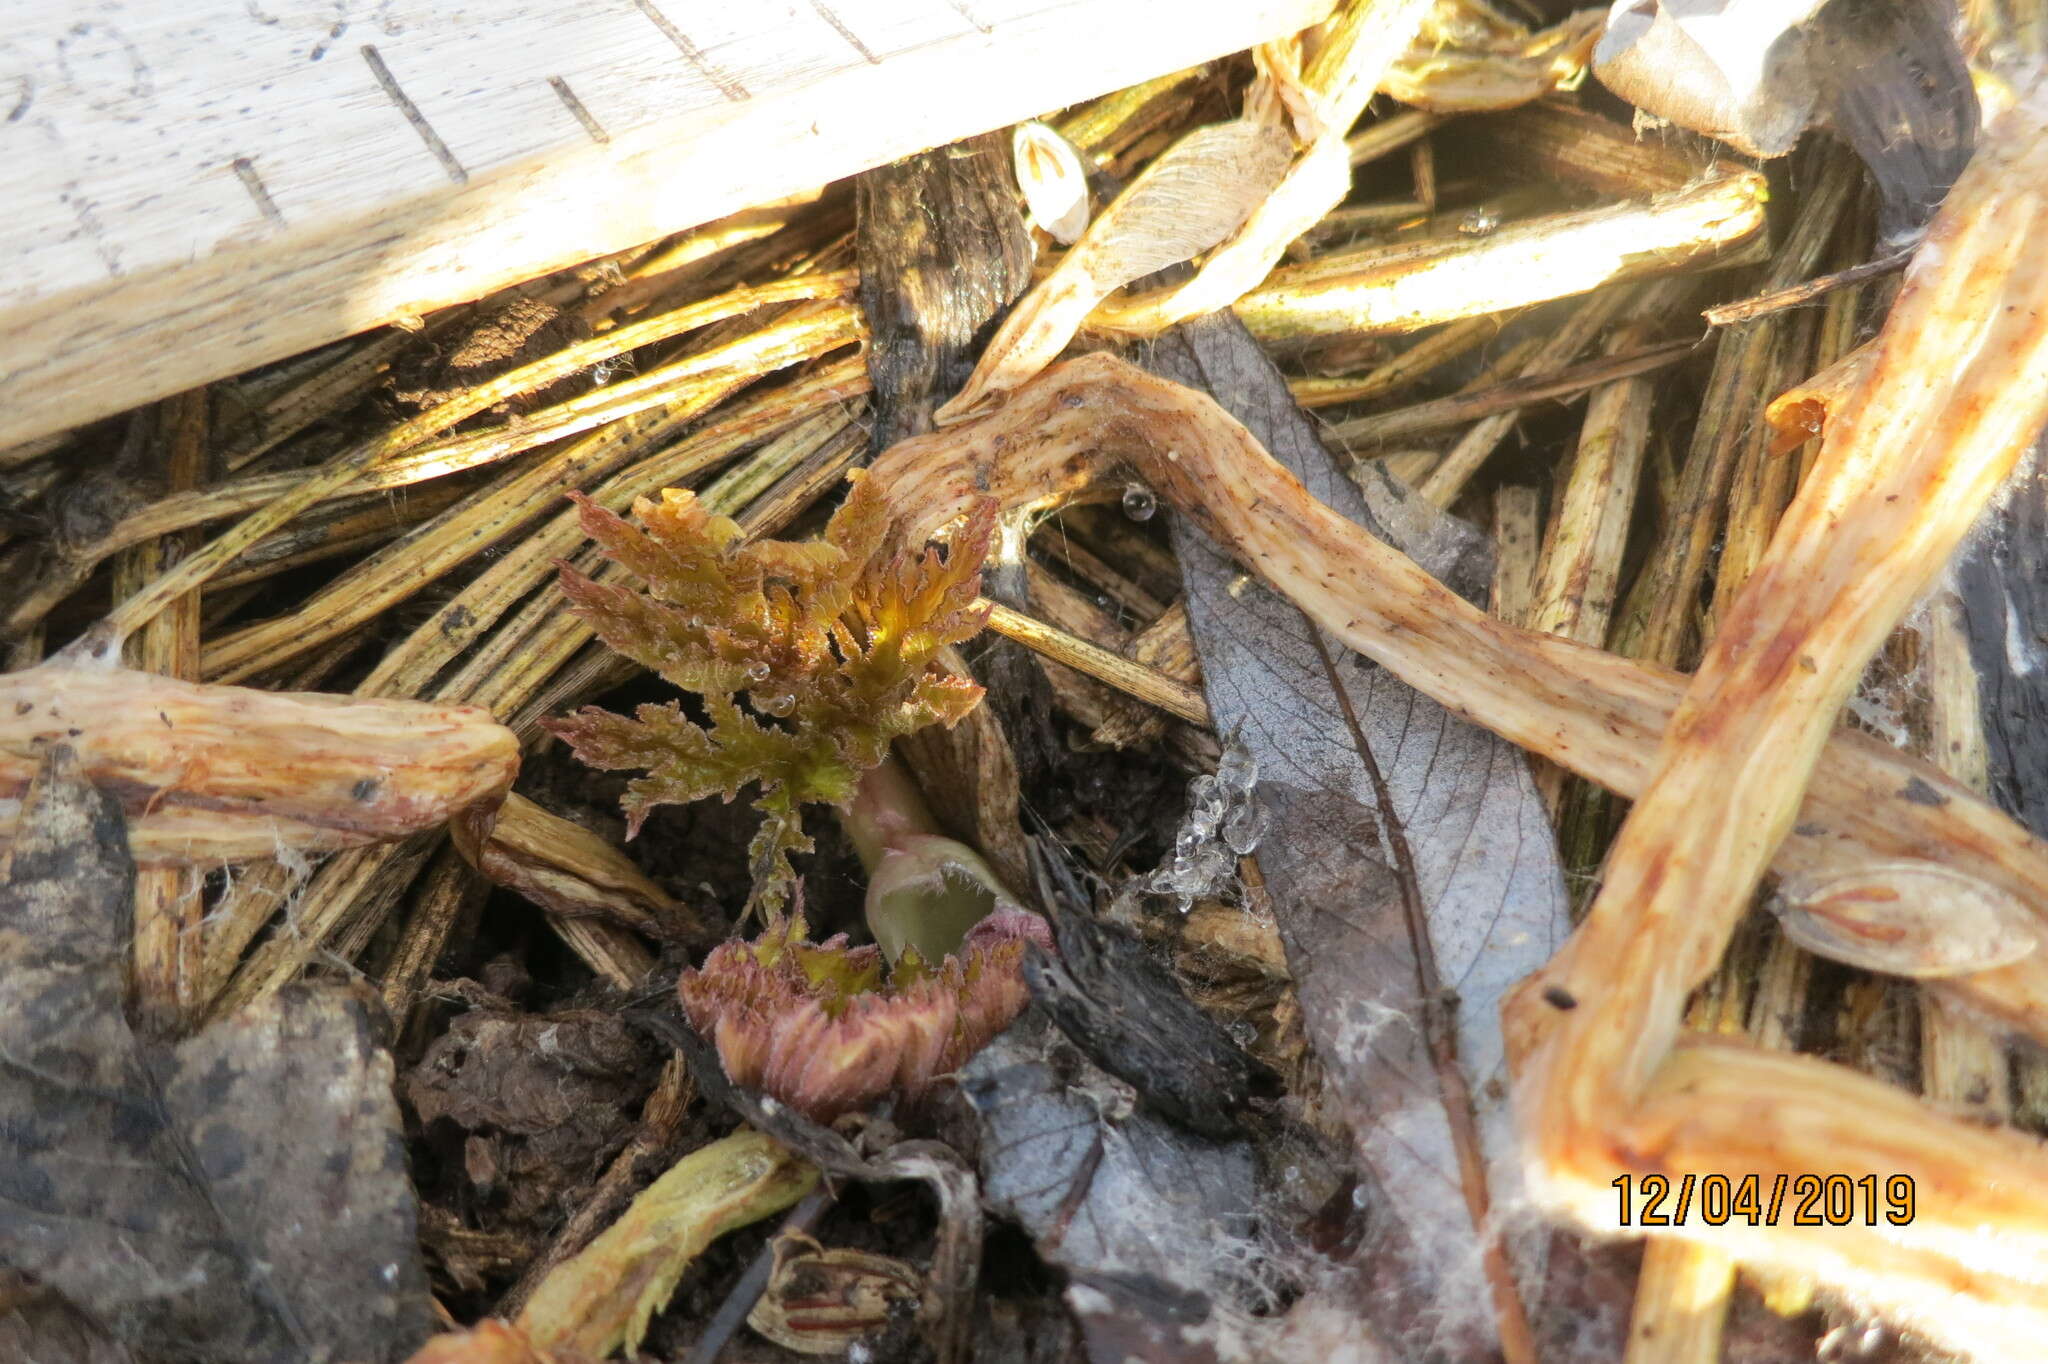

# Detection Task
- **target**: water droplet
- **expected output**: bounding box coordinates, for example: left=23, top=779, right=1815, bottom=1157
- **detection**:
left=1215, top=743, right=1257, bottom=795
left=745, top=661, right=772, bottom=682
left=760, top=693, right=796, bottom=717
left=1457, top=207, right=1501, bottom=236
left=1192, top=846, right=1234, bottom=883
left=1223, top=801, right=1269, bottom=855
left=1121, top=483, right=1157, bottom=521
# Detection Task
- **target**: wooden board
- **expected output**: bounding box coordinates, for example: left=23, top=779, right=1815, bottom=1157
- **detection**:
left=0, top=0, right=1330, bottom=448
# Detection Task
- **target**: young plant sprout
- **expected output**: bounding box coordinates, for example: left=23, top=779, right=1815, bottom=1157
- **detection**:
left=547, top=473, right=1046, bottom=1122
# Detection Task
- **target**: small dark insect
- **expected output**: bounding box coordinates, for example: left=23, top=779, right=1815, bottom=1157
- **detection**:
left=1021, top=841, right=1268, bottom=1139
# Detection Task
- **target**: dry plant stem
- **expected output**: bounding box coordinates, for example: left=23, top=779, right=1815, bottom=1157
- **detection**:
left=1230, top=167, right=1764, bottom=344
left=1308, top=629, right=1538, bottom=1364
left=569, top=195, right=821, bottom=330
left=1530, top=278, right=1690, bottom=645
left=1702, top=251, right=1912, bottom=327
left=1092, top=601, right=1203, bottom=749
left=549, top=917, right=657, bottom=992
left=1614, top=149, right=1860, bottom=667
left=1054, top=63, right=1211, bottom=159
left=121, top=390, right=207, bottom=1032
left=1626, top=1241, right=1733, bottom=1364
left=862, top=353, right=2048, bottom=1033
left=450, top=793, right=698, bottom=941
left=204, top=309, right=859, bottom=682
left=1416, top=287, right=1630, bottom=507
left=1348, top=108, right=1444, bottom=166
left=69, top=274, right=852, bottom=647
left=1624, top=916, right=1786, bottom=1359
left=1918, top=592, right=2012, bottom=1121
left=0, top=430, right=72, bottom=470
left=1286, top=314, right=1501, bottom=408
left=1489, top=486, right=1541, bottom=628
left=1765, top=342, right=1878, bottom=459
left=728, top=418, right=869, bottom=538
left=206, top=480, right=479, bottom=594
left=377, top=842, right=491, bottom=1022
left=1328, top=337, right=1695, bottom=446
left=0, top=662, right=516, bottom=866
left=1622, top=929, right=1778, bottom=1363
left=981, top=599, right=1211, bottom=724
left=1039, top=530, right=1166, bottom=619
left=219, top=330, right=416, bottom=473
left=1467, top=98, right=1713, bottom=198
left=1711, top=302, right=1821, bottom=625
left=506, top=649, right=637, bottom=749
left=1512, top=100, right=2048, bottom=1355
left=1090, top=0, right=1439, bottom=335
left=1588, top=278, right=1755, bottom=1353
left=1022, top=559, right=1146, bottom=726
left=205, top=832, right=441, bottom=1020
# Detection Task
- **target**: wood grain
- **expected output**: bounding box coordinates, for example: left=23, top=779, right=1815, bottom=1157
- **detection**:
left=0, top=0, right=1330, bottom=448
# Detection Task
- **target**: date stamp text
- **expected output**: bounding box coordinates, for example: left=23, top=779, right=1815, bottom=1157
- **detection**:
left=1611, top=1173, right=1916, bottom=1227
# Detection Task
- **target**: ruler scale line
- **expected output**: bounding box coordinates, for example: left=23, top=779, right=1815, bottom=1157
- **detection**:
left=359, top=44, right=469, bottom=185
left=230, top=157, right=287, bottom=228
left=631, top=0, right=750, bottom=101
left=808, top=1, right=882, bottom=64
left=947, top=1, right=994, bottom=36
left=549, top=77, right=611, bottom=144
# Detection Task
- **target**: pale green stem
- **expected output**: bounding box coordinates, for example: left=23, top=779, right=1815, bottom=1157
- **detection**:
left=843, top=754, right=1025, bottom=964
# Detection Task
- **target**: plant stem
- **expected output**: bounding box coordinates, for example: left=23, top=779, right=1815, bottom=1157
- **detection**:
left=842, top=755, right=1026, bottom=964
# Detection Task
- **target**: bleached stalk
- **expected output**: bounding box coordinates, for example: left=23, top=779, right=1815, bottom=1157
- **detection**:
left=0, top=658, right=515, bottom=866
left=863, top=340, right=2048, bottom=1055
left=1508, top=91, right=2048, bottom=1358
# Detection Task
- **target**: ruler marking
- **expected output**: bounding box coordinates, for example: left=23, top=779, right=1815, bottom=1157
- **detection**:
left=631, top=0, right=749, bottom=101
left=5, top=72, right=33, bottom=123
left=62, top=189, right=124, bottom=277
left=231, top=156, right=287, bottom=227
left=359, top=44, right=469, bottom=185
left=946, top=1, right=993, bottom=35
left=549, top=76, right=611, bottom=144
left=808, top=0, right=881, bottom=63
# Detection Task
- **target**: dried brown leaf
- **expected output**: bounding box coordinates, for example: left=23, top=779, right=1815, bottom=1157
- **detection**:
left=0, top=748, right=435, bottom=1362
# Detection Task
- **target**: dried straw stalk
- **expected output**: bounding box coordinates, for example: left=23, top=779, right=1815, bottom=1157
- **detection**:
left=1508, top=92, right=2048, bottom=1356
left=867, top=349, right=2048, bottom=1007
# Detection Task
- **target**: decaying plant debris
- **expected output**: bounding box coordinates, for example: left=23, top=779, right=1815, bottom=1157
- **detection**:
left=0, top=646, right=516, bottom=865
left=12, top=1, right=2048, bottom=1361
